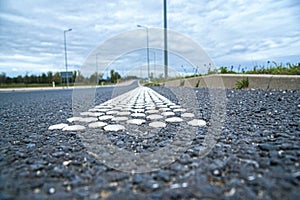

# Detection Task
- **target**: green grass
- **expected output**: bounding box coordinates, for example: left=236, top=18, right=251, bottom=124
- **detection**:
left=0, top=83, right=54, bottom=88
left=235, top=77, right=249, bottom=89
left=220, top=62, right=300, bottom=75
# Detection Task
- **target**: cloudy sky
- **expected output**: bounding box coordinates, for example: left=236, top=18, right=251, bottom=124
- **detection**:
left=0, top=0, right=299, bottom=77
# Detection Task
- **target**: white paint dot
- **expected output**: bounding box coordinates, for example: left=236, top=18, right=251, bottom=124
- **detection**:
left=98, top=115, right=114, bottom=120
left=131, top=113, right=146, bottom=118
left=111, top=117, right=128, bottom=121
left=78, top=117, right=98, bottom=123
left=145, top=110, right=159, bottom=114
left=116, top=111, right=131, bottom=116
left=106, top=110, right=119, bottom=115
left=88, top=122, right=107, bottom=128
left=48, top=123, right=68, bottom=130
left=187, top=119, right=206, bottom=127
left=157, top=104, right=167, bottom=108
left=159, top=108, right=171, bottom=112
left=67, top=117, right=83, bottom=123
left=170, top=105, right=181, bottom=109
left=127, top=119, right=146, bottom=125
left=162, top=112, right=175, bottom=117
left=181, top=113, right=195, bottom=118
left=112, top=107, right=123, bottom=110
left=104, top=124, right=125, bottom=132
left=95, top=105, right=112, bottom=109
left=147, top=114, right=163, bottom=120
left=165, top=117, right=183, bottom=123
left=80, top=112, right=103, bottom=117
left=173, top=108, right=187, bottom=112
left=131, top=109, right=144, bottom=113
left=63, top=125, right=86, bottom=131
left=149, top=121, right=166, bottom=128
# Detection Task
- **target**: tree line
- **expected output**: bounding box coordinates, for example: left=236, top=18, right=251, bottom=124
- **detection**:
left=0, top=70, right=123, bottom=85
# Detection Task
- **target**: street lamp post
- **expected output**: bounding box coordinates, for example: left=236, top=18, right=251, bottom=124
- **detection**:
left=137, top=24, right=150, bottom=81
left=64, top=28, right=72, bottom=87
left=164, top=0, right=168, bottom=79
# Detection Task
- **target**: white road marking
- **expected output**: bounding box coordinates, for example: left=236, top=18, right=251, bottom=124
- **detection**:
left=49, top=86, right=207, bottom=132
left=104, top=124, right=125, bottom=131
left=63, top=125, right=86, bottom=131
left=48, top=123, right=68, bottom=130
left=187, top=119, right=206, bottom=127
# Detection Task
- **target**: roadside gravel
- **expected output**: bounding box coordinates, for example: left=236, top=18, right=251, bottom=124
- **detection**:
left=0, top=86, right=299, bottom=199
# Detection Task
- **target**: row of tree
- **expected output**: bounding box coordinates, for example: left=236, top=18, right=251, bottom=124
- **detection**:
left=0, top=70, right=123, bottom=85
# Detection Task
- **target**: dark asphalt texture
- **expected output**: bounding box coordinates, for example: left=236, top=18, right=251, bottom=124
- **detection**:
left=0, top=85, right=299, bottom=200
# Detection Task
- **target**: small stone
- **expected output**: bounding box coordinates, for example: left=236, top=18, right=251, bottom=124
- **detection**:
left=26, top=143, right=36, bottom=148
left=104, top=124, right=125, bottom=131
left=34, top=188, right=41, bottom=193
left=48, top=123, right=68, bottom=130
left=52, top=151, right=65, bottom=157
left=258, top=144, right=278, bottom=151
left=248, top=175, right=255, bottom=181
left=152, top=183, right=159, bottom=189
left=48, top=187, right=55, bottom=194
left=63, top=160, right=72, bottom=166
left=182, top=182, right=188, bottom=188
left=225, top=188, right=236, bottom=197
left=213, top=169, right=221, bottom=176
left=278, top=150, right=285, bottom=157
left=170, top=183, right=181, bottom=189
left=187, top=119, right=206, bottom=127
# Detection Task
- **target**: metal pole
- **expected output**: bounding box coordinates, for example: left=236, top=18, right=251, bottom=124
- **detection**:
left=64, top=28, right=72, bottom=87
left=154, top=51, right=156, bottom=79
left=146, top=27, right=150, bottom=81
left=96, top=54, right=99, bottom=84
left=164, top=0, right=168, bottom=79
left=137, top=25, right=150, bottom=81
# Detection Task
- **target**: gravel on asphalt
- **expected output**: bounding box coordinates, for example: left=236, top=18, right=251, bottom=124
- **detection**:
left=0, top=85, right=299, bottom=200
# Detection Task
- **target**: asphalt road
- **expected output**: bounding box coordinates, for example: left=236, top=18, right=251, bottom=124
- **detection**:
left=0, top=83, right=299, bottom=200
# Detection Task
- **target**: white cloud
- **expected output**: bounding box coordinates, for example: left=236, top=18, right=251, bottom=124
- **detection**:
left=0, top=0, right=299, bottom=77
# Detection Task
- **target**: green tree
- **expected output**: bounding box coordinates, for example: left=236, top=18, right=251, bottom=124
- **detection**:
left=76, top=70, right=85, bottom=83
left=47, top=71, right=53, bottom=83
left=89, top=72, right=99, bottom=84
left=41, top=73, right=47, bottom=83
left=110, top=69, right=115, bottom=83
left=53, top=72, right=61, bottom=84
left=0, top=72, right=6, bottom=84
left=16, top=75, right=23, bottom=83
